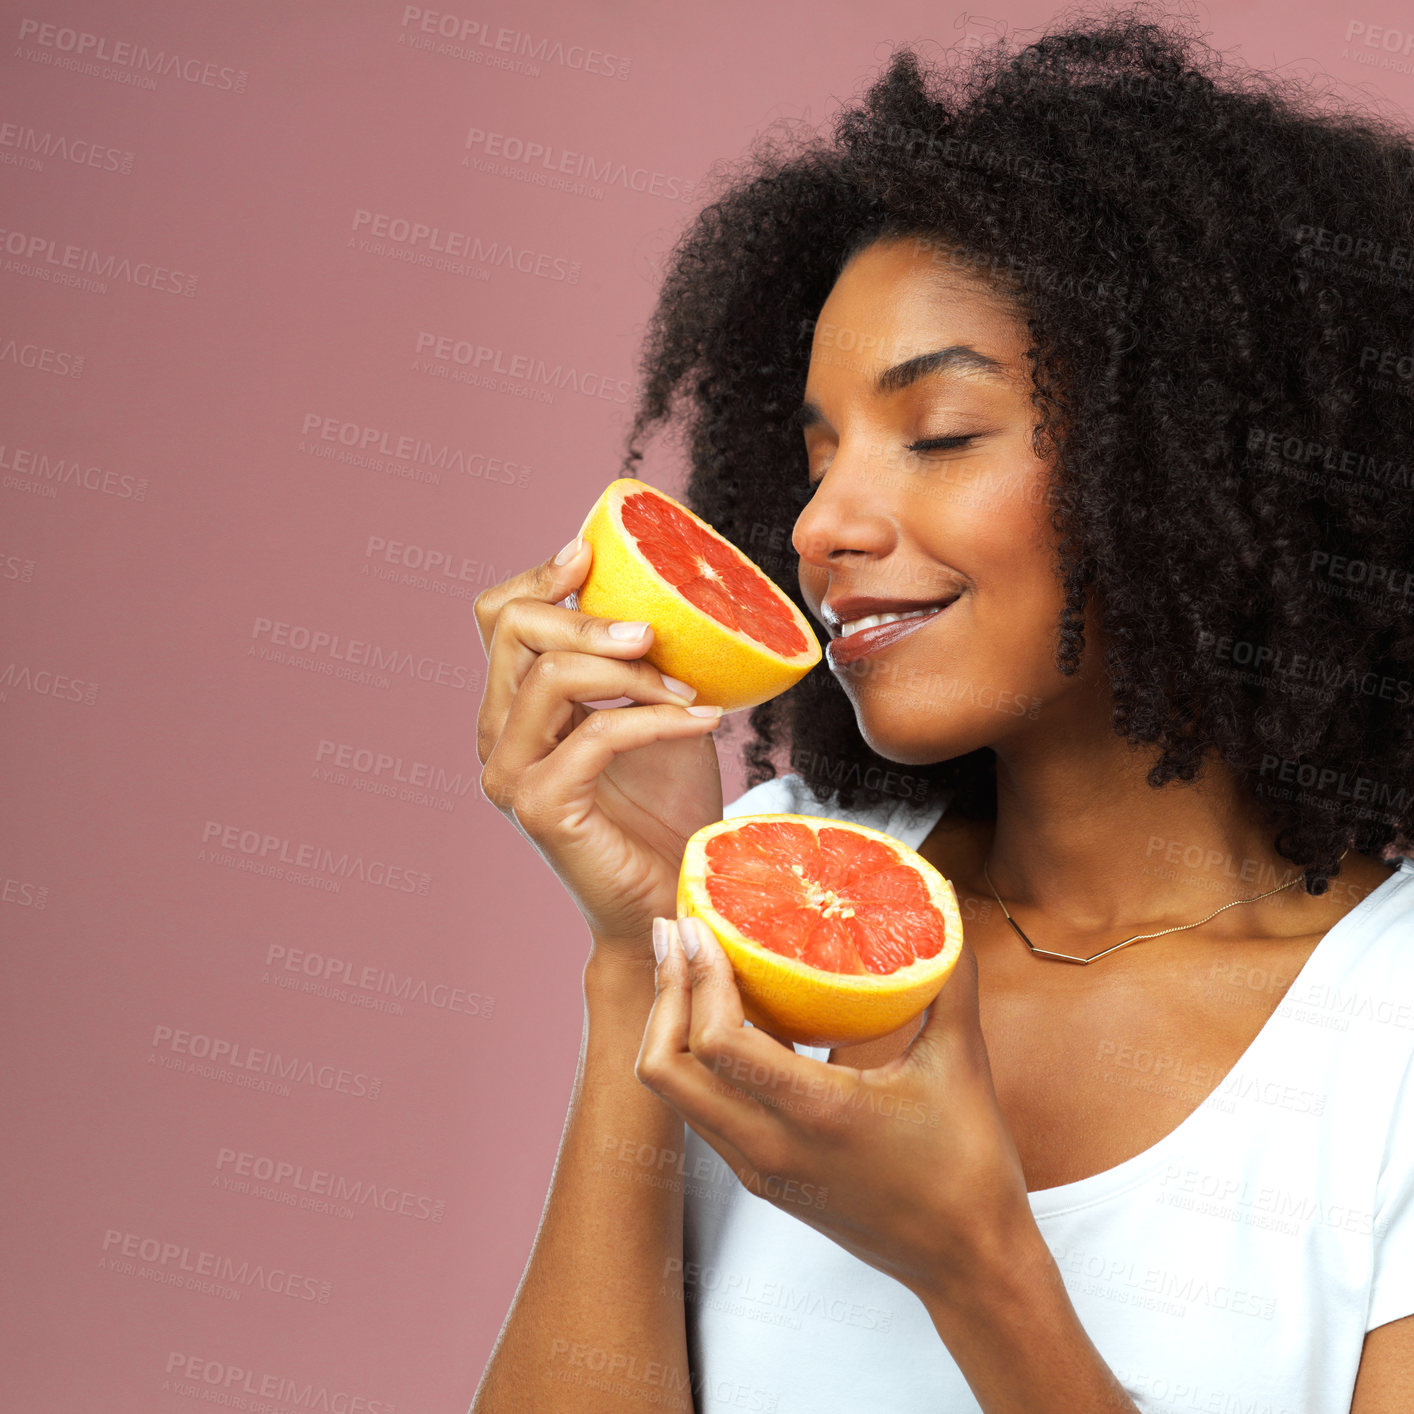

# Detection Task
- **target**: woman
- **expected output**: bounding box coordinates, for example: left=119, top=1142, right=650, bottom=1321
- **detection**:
left=471, top=6, right=1414, bottom=1410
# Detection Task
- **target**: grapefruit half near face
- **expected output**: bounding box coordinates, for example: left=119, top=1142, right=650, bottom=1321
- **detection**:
left=677, top=813, right=964, bottom=1048
left=574, top=478, right=822, bottom=714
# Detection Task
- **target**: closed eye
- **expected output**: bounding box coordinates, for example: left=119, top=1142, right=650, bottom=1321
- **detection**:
left=802, top=433, right=981, bottom=492
left=907, top=434, right=977, bottom=454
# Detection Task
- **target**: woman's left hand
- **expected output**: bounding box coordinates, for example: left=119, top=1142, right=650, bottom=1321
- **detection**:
left=634, top=915, right=1040, bottom=1306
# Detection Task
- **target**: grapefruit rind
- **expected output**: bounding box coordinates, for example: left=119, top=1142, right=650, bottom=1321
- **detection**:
left=677, top=812, right=964, bottom=1049
left=575, top=478, right=822, bottom=715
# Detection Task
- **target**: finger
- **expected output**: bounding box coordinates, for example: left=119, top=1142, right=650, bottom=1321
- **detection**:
left=679, top=918, right=847, bottom=1121
left=476, top=595, right=716, bottom=780
left=484, top=586, right=670, bottom=711
left=483, top=698, right=723, bottom=826
left=636, top=918, right=693, bottom=1076
left=476, top=537, right=665, bottom=745
left=480, top=643, right=705, bottom=787
left=901, top=941, right=986, bottom=1076
left=636, top=921, right=780, bottom=1150
left=472, top=534, right=591, bottom=659
left=637, top=920, right=766, bottom=1188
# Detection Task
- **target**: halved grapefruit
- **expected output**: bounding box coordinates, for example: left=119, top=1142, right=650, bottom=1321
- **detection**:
left=574, top=478, right=821, bottom=714
left=677, top=813, right=964, bottom=1048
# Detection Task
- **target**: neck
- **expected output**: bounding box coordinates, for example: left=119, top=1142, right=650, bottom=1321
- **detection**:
left=977, top=724, right=1320, bottom=941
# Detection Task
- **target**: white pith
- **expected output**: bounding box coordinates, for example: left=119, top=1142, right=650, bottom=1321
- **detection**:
left=788, top=860, right=855, bottom=919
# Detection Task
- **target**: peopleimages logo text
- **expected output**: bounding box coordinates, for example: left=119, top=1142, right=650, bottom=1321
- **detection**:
left=163, top=1354, right=392, bottom=1413
left=0, top=227, right=196, bottom=294
left=201, top=821, right=433, bottom=896
left=464, top=126, right=694, bottom=201
left=102, top=1231, right=329, bottom=1301
left=15, top=19, right=248, bottom=91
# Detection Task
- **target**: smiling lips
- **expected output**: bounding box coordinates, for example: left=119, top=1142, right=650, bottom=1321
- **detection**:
left=826, top=599, right=957, bottom=666
left=837, top=605, right=942, bottom=636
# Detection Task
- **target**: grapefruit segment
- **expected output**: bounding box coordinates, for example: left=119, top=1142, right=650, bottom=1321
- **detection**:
left=799, top=917, right=871, bottom=975
left=677, top=812, right=964, bottom=1048
left=575, top=479, right=822, bottom=713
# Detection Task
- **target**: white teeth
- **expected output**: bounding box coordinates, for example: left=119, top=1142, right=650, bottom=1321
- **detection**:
left=840, top=605, right=946, bottom=637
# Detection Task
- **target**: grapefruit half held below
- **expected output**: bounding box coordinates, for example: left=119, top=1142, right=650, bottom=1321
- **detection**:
left=677, top=813, right=964, bottom=1048
left=574, top=478, right=822, bottom=714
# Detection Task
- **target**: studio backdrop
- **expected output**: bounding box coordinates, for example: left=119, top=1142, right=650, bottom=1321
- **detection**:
left=3, top=1, right=1412, bottom=1410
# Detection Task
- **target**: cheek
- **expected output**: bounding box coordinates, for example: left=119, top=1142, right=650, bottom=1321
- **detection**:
left=929, top=472, right=1056, bottom=600
left=942, top=487, right=1068, bottom=671
left=968, top=580, right=1065, bottom=680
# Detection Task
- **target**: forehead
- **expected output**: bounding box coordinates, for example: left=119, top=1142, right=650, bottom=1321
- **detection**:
left=810, top=236, right=1025, bottom=379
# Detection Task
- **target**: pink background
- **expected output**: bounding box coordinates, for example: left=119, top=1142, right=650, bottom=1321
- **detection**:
left=3, top=2, right=1412, bottom=1409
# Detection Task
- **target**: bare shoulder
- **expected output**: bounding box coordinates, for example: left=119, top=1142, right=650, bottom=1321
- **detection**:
left=1352, top=1313, right=1414, bottom=1411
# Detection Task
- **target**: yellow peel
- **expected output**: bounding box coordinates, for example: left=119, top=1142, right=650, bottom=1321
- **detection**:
left=575, top=478, right=821, bottom=714
left=677, top=812, right=964, bottom=1048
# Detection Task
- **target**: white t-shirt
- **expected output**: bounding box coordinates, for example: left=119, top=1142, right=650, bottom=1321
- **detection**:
left=682, top=772, right=1414, bottom=1414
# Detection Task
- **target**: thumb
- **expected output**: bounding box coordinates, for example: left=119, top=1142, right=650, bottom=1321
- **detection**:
left=903, top=942, right=984, bottom=1074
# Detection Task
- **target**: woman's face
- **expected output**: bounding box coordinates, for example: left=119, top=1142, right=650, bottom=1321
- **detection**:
left=793, top=234, right=1108, bottom=766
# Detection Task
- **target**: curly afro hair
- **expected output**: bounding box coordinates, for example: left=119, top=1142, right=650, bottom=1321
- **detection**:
left=618, top=0, right=1414, bottom=894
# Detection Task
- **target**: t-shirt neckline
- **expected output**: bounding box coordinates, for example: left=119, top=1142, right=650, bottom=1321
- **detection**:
left=870, top=792, right=1414, bottom=1218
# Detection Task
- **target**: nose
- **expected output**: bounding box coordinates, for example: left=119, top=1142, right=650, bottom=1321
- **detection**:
left=790, top=445, right=900, bottom=569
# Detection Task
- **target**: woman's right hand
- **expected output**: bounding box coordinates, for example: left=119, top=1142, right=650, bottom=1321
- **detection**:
left=474, top=533, right=727, bottom=963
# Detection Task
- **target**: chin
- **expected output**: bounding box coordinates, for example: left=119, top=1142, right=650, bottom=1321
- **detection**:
left=854, top=703, right=996, bottom=768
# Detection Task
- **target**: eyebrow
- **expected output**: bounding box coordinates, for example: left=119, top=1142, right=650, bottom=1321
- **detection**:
left=791, top=344, right=1007, bottom=431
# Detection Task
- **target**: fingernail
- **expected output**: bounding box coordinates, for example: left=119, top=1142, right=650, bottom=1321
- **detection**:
left=554, top=536, right=583, bottom=565
left=660, top=674, right=696, bottom=701
left=652, top=917, right=668, bottom=965
left=679, top=916, right=703, bottom=959
left=686, top=704, right=723, bottom=718
left=608, top=621, right=649, bottom=641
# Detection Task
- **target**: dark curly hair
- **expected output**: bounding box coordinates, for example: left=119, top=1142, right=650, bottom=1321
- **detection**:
left=617, top=0, right=1414, bottom=894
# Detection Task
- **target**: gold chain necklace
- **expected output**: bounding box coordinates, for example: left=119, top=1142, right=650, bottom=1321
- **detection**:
left=981, top=849, right=1348, bottom=965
